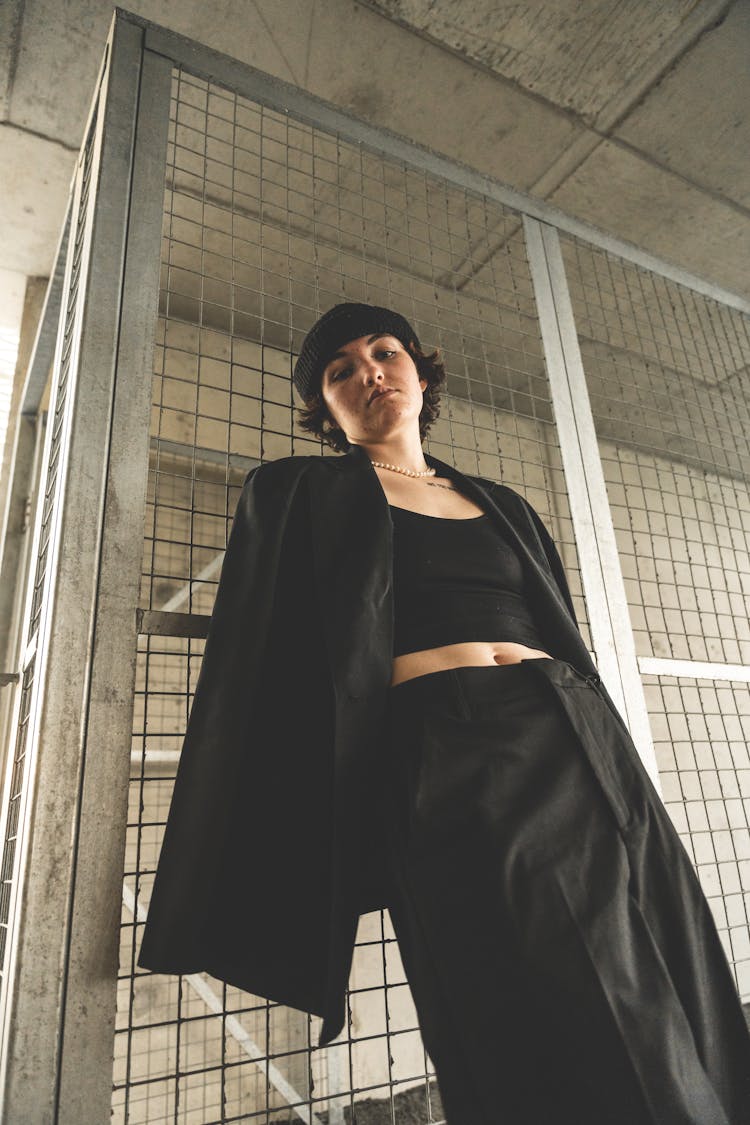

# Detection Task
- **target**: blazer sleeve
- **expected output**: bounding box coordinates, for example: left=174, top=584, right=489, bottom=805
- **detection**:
left=137, top=459, right=298, bottom=970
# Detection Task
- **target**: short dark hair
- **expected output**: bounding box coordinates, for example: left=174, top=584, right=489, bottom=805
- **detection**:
left=295, top=342, right=446, bottom=454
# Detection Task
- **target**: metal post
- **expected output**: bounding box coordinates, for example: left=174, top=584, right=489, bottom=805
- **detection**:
left=524, top=216, right=660, bottom=788
left=55, top=35, right=173, bottom=1123
left=0, top=13, right=172, bottom=1123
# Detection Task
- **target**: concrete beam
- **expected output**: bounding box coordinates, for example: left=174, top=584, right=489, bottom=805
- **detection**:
left=2, top=0, right=749, bottom=330
left=549, top=140, right=750, bottom=302
left=615, top=1, right=750, bottom=210
left=0, top=0, right=24, bottom=121
left=360, top=0, right=712, bottom=124
left=0, top=124, right=73, bottom=275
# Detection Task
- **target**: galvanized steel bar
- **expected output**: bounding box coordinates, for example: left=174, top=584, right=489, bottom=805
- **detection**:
left=56, top=37, right=173, bottom=1125
left=0, top=107, right=93, bottom=1125
left=639, top=658, right=750, bottom=683
left=0, top=15, right=172, bottom=1125
left=524, top=215, right=660, bottom=788
left=136, top=608, right=211, bottom=639
left=17, top=212, right=72, bottom=419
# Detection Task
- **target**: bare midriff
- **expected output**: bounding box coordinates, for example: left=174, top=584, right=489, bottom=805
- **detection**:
left=391, top=640, right=553, bottom=687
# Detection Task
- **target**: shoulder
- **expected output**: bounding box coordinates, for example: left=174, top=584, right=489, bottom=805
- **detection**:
left=466, top=474, right=557, bottom=564
left=239, top=455, right=352, bottom=519
left=243, top=454, right=336, bottom=488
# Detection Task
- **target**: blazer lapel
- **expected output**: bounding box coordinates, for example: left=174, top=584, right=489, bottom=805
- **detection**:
left=422, top=452, right=546, bottom=576
left=308, top=447, right=393, bottom=702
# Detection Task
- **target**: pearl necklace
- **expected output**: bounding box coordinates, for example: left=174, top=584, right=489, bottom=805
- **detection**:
left=370, top=460, right=436, bottom=478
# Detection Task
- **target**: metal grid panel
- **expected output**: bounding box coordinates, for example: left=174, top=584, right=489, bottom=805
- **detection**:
left=120, top=620, right=438, bottom=1123
left=0, top=660, right=34, bottom=989
left=0, top=108, right=99, bottom=1005
left=140, top=69, right=589, bottom=626
left=116, top=637, right=331, bottom=1124
left=28, top=116, right=98, bottom=637
left=560, top=236, right=750, bottom=665
left=644, top=673, right=750, bottom=999
left=112, top=66, right=592, bottom=1123
left=561, top=234, right=750, bottom=996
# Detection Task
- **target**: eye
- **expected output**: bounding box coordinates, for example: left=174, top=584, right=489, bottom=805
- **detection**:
left=328, top=364, right=351, bottom=382
left=374, top=348, right=397, bottom=359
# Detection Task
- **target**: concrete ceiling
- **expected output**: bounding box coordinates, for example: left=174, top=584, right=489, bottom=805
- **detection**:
left=1, top=0, right=749, bottom=355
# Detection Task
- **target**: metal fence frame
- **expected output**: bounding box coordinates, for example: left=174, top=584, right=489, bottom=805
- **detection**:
left=0, top=15, right=171, bottom=1123
left=0, top=9, right=747, bottom=1122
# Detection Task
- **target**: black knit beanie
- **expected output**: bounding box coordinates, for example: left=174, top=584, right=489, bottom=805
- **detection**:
left=293, top=302, right=421, bottom=403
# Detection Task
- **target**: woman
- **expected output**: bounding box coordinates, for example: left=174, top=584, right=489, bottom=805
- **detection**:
left=139, top=303, right=750, bottom=1124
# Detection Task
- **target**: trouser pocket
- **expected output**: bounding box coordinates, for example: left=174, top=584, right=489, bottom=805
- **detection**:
left=521, top=659, right=636, bottom=836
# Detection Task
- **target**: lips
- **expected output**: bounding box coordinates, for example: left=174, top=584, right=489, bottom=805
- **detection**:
left=369, top=388, right=396, bottom=404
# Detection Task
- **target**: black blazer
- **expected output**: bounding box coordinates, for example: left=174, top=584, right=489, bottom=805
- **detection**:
left=137, top=443, right=615, bottom=1046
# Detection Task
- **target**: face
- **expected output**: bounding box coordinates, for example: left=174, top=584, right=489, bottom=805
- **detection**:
left=320, top=333, right=428, bottom=442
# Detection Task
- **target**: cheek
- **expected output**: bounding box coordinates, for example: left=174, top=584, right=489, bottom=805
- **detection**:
left=332, top=385, right=359, bottom=413
left=321, top=388, right=346, bottom=426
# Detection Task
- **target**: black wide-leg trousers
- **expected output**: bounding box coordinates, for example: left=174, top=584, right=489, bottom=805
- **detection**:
left=380, top=659, right=750, bottom=1125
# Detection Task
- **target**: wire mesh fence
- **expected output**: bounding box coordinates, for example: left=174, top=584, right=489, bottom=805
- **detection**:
left=561, top=234, right=750, bottom=997
left=113, top=66, right=590, bottom=1123
left=0, top=110, right=99, bottom=1001
left=561, top=236, right=750, bottom=665
left=643, top=673, right=750, bottom=998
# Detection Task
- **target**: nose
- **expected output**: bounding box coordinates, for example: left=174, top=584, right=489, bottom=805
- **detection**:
left=362, top=358, right=385, bottom=384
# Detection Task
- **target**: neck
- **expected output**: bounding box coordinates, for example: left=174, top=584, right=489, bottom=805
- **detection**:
left=350, top=435, right=429, bottom=473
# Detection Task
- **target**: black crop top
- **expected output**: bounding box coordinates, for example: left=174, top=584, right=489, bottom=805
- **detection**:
left=389, top=504, right=545, bottom=657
